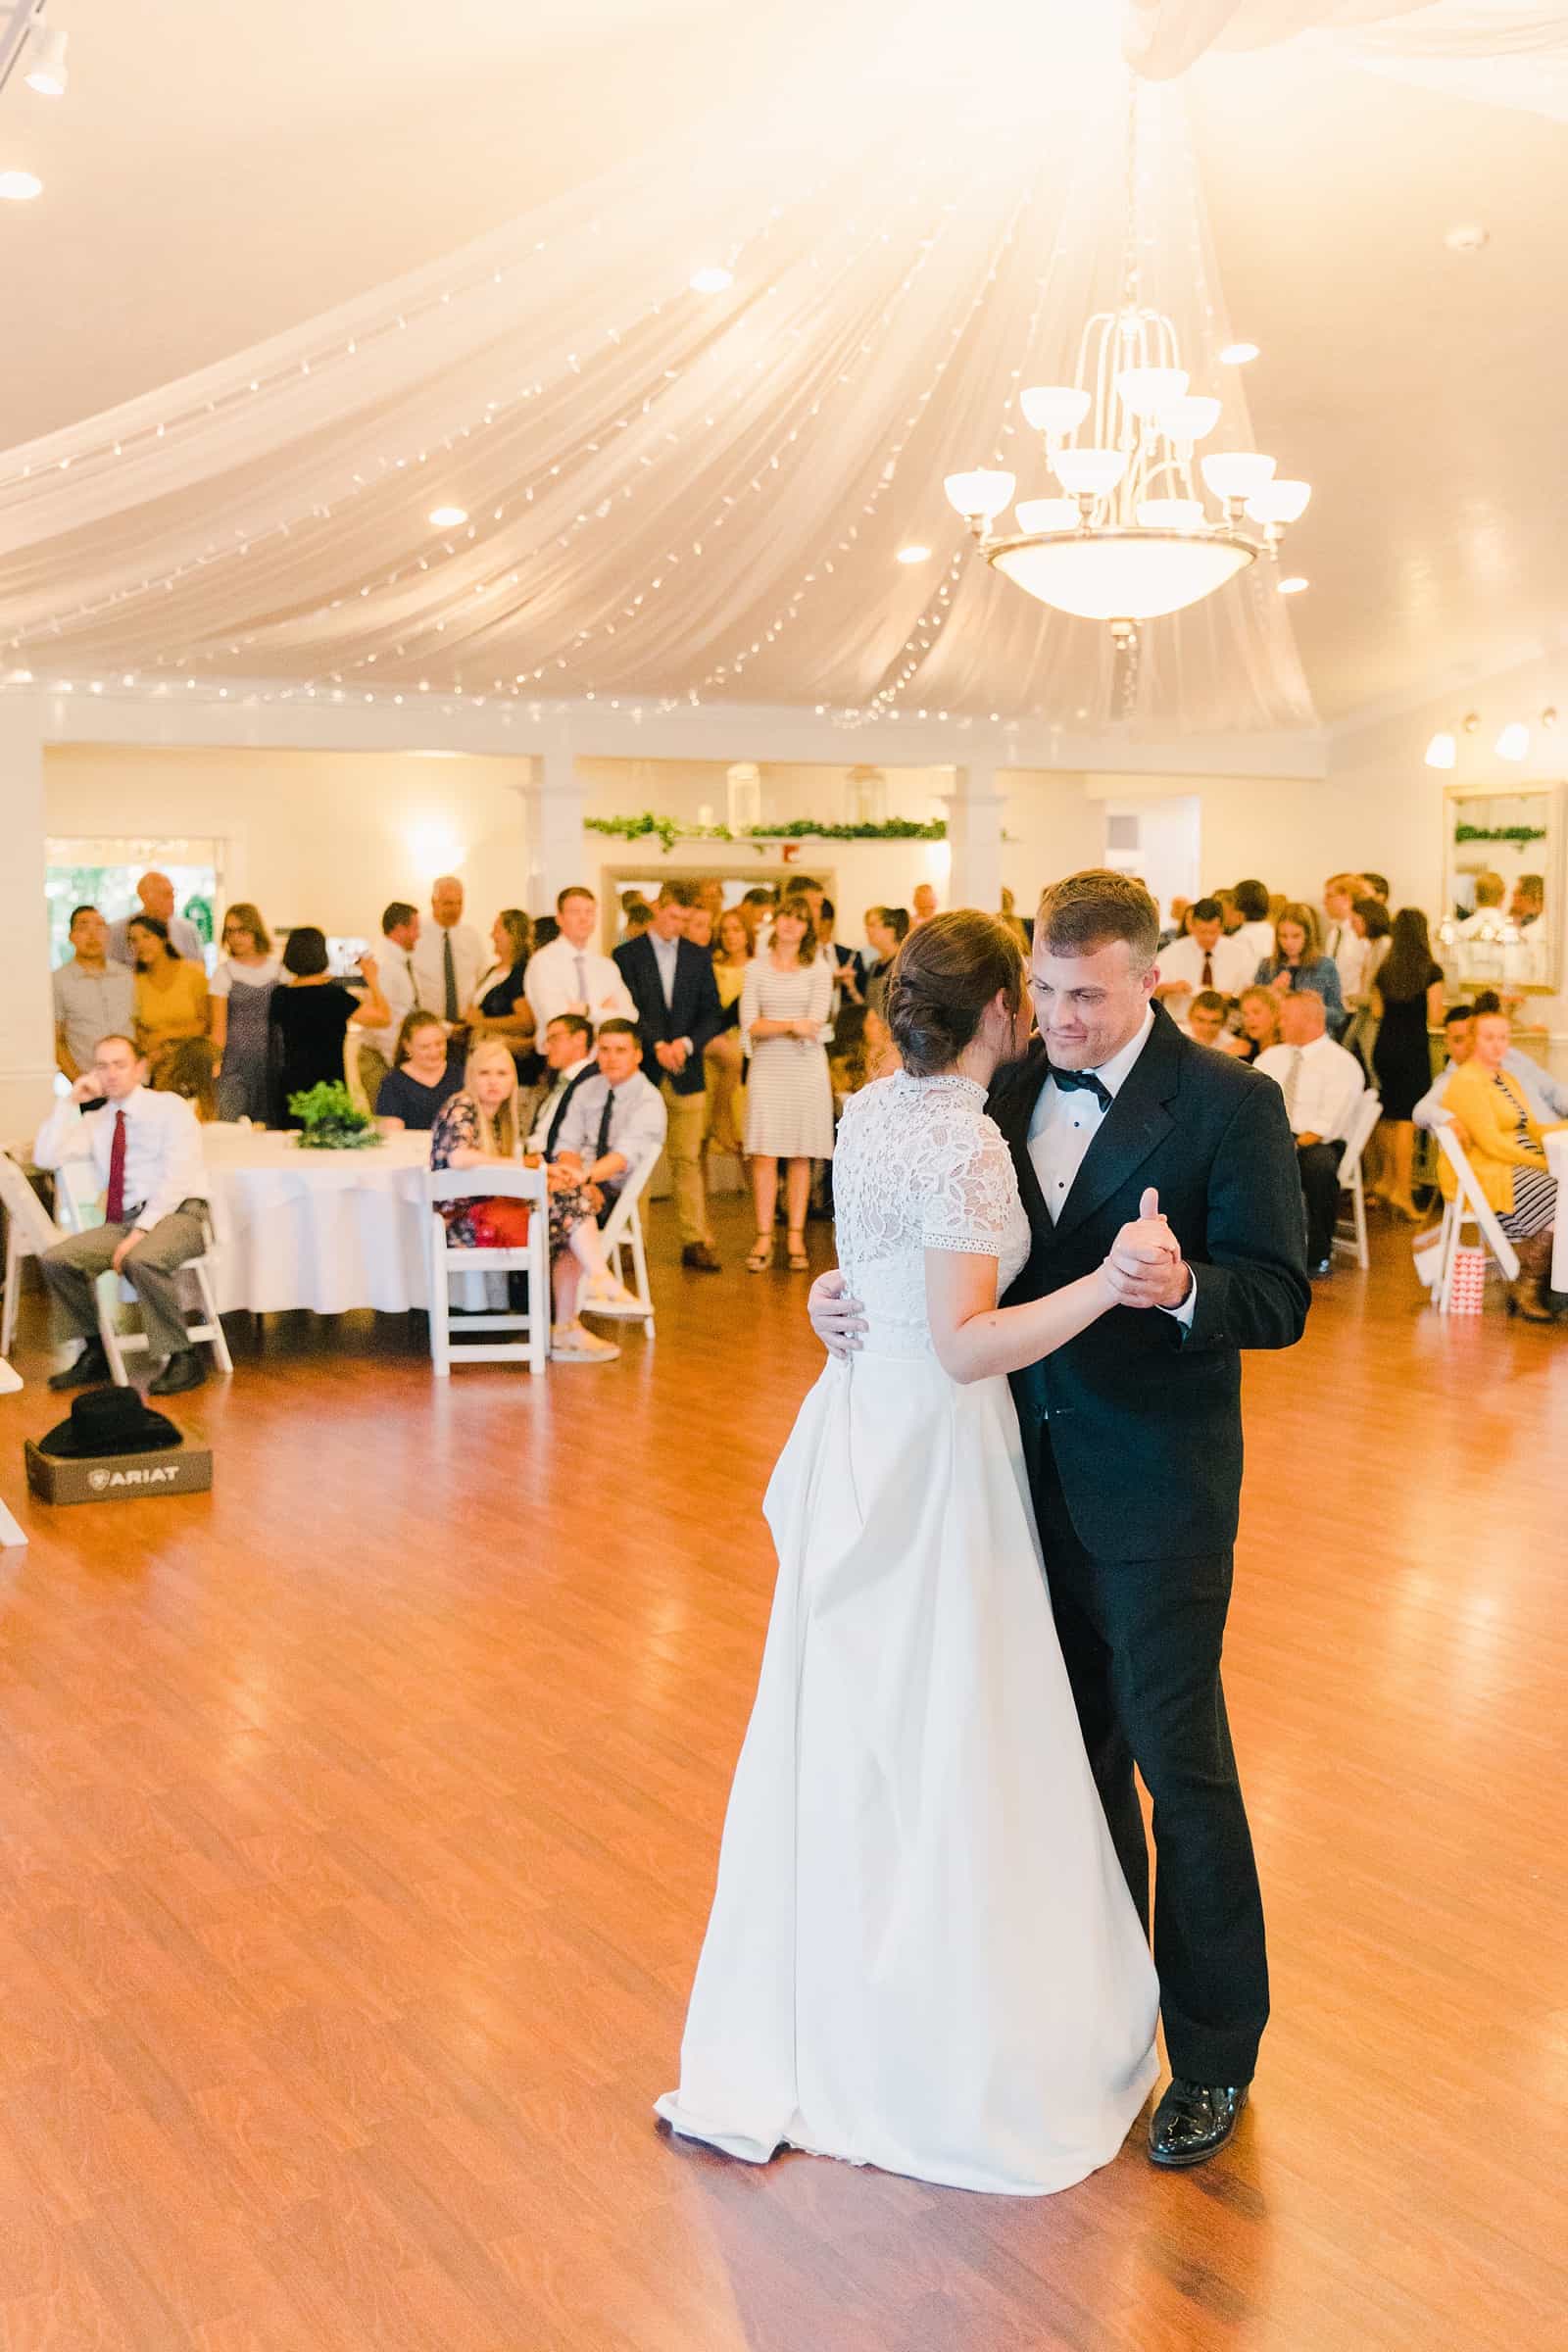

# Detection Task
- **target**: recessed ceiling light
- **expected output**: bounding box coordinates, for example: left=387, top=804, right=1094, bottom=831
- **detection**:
left=0, top=171, right=43, bottom=201
left=1445, top=223, right=1489, bottom=253
left=689, top=266, right=733, bottom=294
left=897, top=544, right=931, bottom=564
left=428, top=505, right=467, bottom=528
left=1218, top=342, right=1258, bottom=366
left=1277, top=575, right=1309, bottom=595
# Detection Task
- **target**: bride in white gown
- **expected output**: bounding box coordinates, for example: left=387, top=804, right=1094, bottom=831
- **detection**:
left=657, top=911, right=1163, bottom=2194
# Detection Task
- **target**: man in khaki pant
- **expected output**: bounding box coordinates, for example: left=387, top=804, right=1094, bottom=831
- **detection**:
left=613, top=883, right=727, bottom=1270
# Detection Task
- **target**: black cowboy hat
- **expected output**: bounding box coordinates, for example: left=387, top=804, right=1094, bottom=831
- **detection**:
left=38, top=1385, right=184, bottom=1459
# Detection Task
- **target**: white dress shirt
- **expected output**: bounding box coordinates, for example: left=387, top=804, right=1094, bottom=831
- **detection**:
left=1322, top=919, right=1370, bottom=1003
left=412, top=921, right=486, bottom=1018
left=107, top=911, right=205, bottom=967
left=1026, top=1008, right=1196, bottom=1329
left=1254, top=1034, right=1364, bottom=1144
left=33, top=1086, right=207, bottom=1232
left=1414, top=1049, right=1568, bottom=1132
left=1155, top=931, right=1255, bottom=1004
left=525, top=1054, right=593, bottom=1151
left=368, top=937, right=421, bottom=1058
left=524, top=934, right=636, bottom=1030
left=553, top=1067, right=668, bottom=1184
left=1232, top=918, right=1275, bottom=968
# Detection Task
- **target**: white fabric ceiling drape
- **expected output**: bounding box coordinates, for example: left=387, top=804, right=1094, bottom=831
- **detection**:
left=5, top=0, right=1559, bottom=733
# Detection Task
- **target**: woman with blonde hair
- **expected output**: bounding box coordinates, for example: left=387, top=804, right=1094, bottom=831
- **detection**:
left=705, top=906, right=753, bottom=1155
left=1437, top=1008, right=1567, bottom=1321
left=428, top=1037, right=639, bottom=1361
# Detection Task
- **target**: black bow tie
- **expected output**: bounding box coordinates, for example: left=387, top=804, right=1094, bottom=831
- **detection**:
left=1048, top=1063, right=1112, bottom=1110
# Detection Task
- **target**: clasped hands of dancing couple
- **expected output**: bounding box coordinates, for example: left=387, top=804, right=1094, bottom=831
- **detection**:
left=657, top=879, right=1310, bottom=2193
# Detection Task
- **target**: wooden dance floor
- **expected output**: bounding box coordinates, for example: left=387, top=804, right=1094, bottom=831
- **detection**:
left=0, top=1200, right=1563, bottom=2350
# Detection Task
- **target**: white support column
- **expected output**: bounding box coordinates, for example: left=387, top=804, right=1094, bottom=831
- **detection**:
left=0, top=697, right=55, bottom=1141
left=938, top=762, right=1004, bottom=913
left=519, top=742, right=588, bottom=914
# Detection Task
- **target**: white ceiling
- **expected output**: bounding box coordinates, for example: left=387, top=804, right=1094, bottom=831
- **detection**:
left=0, top=0, right=1563, bottom=724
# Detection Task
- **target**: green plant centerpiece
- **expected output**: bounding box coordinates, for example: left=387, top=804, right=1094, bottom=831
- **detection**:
left=286, top=1081, right=381, bottom=1149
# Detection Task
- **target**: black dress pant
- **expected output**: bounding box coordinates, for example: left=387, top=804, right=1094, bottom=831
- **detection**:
left=1297, top=1140, right=1342, bottom=1265
left=1023, top=1423, right=1269, bottom=2087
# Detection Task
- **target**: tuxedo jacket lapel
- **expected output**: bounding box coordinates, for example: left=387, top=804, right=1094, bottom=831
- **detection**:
left=1052, top=1007, right=1182, bottom=1242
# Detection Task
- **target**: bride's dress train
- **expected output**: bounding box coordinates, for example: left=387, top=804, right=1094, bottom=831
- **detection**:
left=657, top=1071, right=1159, bottom=2193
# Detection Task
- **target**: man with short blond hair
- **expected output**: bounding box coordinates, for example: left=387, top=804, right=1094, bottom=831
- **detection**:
left=525, top=886, right=635, bottom=1030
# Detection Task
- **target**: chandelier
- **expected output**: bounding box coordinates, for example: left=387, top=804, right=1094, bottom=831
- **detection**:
left=944, top=97, right=1309, bottom=637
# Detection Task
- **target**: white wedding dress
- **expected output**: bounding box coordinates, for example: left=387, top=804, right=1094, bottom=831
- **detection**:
left=657, top=1071, right=1160, bottom=2194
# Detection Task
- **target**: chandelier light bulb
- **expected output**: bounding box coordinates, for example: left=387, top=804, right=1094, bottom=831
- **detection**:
left=1424, top=733, right=1457, bottom=769
left=689, top=266, right=734, bottom=294
left=1200, top=451, right=1277, bottom=502
left=1495, top=721, right=1530, bottom=760
left=1219, top=342, right=1259, bottom=366
left=896, top=544, right=930, bottom=564
left=1053, top=447, right=1128, bottom=499
left=943, top=468, right=1015, bottom=523
left=1245, top=478, right=1312, bottom=526
left=427, top=505, right=467, bottom=528
left=1117, top=367, right=1188, bottom=419
left=0, top=170, right=42, bottom=200
left=24, top=25, right=68, bottom=95
left=1277, top=576, right=1309, bottom=595
left=1019, top=385, right=1091, bottom=437
left=1013, top=498, right=1081, bottom=535
left=1156, top=394, right=1221, bottom=446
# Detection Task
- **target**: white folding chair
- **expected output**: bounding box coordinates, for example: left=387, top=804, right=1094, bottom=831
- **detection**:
left=1332, top=1090, right=1383, bottom=1271
left=426, top=1163, right=550, bottom=1375
left=53, top=1157, right=234, bottom=1386
left=598, top=1152, right=659, bottom=1339
left=0, top=1354, right=24, bottom=1544
left=0, top=1149, right=66, bottom=1358
left=1430, top=1125, right=1520, bottom=1311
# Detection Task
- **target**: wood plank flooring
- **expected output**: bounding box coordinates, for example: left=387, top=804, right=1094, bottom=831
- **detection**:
left=0, top=1199, right=1564, bottom=2350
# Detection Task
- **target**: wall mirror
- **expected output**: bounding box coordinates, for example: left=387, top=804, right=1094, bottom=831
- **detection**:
left=1440, top=784, right=1562, bottom=995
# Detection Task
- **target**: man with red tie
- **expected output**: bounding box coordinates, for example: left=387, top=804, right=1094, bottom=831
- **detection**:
left=33, top=1034, right=212, bottom=1396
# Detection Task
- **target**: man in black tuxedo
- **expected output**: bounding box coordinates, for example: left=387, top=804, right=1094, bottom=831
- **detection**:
left=613, top=882, right=726, bottom=1270
left=811, top=870, right=1309, bottom=2169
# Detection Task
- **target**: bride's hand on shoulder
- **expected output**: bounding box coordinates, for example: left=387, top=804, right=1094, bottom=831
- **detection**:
left=1102, top=1188, right=1187, bottom=1311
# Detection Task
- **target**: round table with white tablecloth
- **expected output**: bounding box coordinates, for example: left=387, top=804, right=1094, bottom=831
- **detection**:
left=198, top=1126, right=434, bottom=1313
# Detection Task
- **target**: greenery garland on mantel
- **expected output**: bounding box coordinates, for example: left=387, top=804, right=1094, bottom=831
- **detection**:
left=1452, top=822, right=1549, bottom=845
left=585, top=810, right=946, bottom=856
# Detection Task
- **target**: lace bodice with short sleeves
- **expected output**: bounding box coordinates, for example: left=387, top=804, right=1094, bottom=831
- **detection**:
left=833, top=1071, right=1032, bottom=1357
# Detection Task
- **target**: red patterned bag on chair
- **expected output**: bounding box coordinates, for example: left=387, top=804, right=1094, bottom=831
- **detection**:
left=466, top=1198, right=533, bottom=1249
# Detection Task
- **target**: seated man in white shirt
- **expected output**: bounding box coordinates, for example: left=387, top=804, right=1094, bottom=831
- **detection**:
left=1182, top=990, right=1232, bottom=1049
left=523, top=1013, right=597, bottom=1153
left=525, top=886, right=636, bottom=1033
left=1414, top=998, right=1568, bottom=1144
left=32, top=1033, right=213, bottom=1396
left=1255, top=989, right=1365, bottom=1277
left=1152, top=900, right=1254, bottom=1017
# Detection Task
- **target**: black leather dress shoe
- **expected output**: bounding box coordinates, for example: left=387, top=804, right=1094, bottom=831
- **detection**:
left=148, top=1349, right=207, bottom=1396
left=1148, top=2080, right=1249, bottom=2169
left=49, top=1343, right=111, bottom=1392
left=681, top=1242, right=721, bottom=1273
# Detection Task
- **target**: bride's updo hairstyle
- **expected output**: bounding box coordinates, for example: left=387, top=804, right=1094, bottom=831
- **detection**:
left=887, top=908, right=1026, bottom=1077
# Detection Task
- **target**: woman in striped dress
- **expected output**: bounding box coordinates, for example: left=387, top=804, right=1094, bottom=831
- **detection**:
left=1439, top=1009, right=1566, bottom=1322
left=742, top=895, right=834, bottom=1273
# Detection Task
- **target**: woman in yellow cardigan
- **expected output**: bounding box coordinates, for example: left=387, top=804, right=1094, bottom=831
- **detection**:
left=1440, top=1009, right=1567, bottom=1320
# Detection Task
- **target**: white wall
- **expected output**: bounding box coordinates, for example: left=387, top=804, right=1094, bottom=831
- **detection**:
left=43, top=745, right=534, bottom=939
